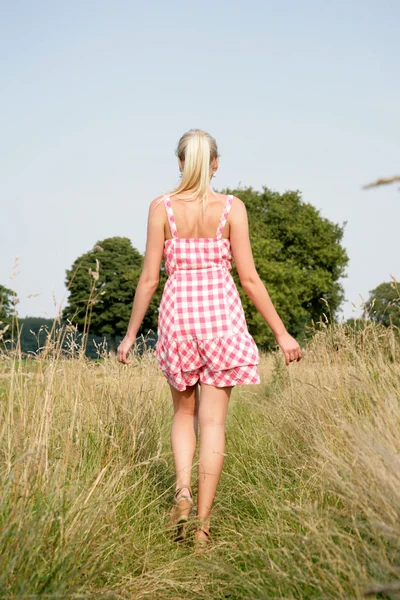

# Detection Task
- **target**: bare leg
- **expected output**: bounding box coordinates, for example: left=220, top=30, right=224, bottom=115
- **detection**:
left=169, top=382, right=199, bottom=496
left=197, top=383, right=232, bottom=538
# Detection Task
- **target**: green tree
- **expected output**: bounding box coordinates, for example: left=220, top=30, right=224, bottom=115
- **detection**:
left=63, top=237, right=165, bottom=353
left=222, top=186, right=349, bottom=348
left=0, top=284, right=15, bottom=340
left=365, top=281, right=400, bottom=327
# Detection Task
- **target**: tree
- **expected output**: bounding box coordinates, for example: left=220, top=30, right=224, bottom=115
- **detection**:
left=221, top=186, right=349, bottom=348
left=18, top=317, right=55, bottom=354
left=0, top=284, right=15, bottom=340
left=63, top=237, right=165, bottom=353
left=364, top=281, right=400, bottom=327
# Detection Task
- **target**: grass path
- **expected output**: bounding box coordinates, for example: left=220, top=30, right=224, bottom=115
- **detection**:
left=0, top=323, right=399, bottom=599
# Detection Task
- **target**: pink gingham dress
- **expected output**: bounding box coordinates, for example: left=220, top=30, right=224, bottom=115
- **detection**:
left=155, top=194, right=260, bottom=391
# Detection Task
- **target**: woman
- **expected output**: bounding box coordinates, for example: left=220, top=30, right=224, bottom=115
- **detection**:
left=117, top=129, right=302, bottom=548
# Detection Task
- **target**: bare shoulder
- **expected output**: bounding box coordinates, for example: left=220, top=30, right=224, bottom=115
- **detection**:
left=212, top=191, right=228, bottom=201
left=212, top=191, right=245, bottom=209
left=148, top=194, right=167, bottom=218
left=229, top=195, right=247, bottom=222
left=149, top=194, right=166, bottom=210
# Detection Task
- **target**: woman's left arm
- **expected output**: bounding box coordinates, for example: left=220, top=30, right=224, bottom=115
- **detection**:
left=117, top=198, right=165, bottom=364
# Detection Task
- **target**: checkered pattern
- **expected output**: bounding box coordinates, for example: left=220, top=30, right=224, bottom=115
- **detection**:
left=157, top=333, right=259, bottom=374
left=174, top=268, right=230, bottom=340
left=156, top=194, right=260, bottom=391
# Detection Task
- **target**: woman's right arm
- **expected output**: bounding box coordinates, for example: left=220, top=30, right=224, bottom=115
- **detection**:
left=229, top=197, right=302, bottom=365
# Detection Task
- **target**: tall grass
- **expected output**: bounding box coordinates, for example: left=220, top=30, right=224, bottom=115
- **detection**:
left=0, top=321, right=399, bottom=599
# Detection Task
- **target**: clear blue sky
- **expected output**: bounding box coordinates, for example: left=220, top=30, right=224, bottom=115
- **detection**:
left=1, top=0, right=399, bottom=321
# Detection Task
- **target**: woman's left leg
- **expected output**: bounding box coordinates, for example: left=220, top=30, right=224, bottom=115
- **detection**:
left=169, top=382, right=199, bottom=494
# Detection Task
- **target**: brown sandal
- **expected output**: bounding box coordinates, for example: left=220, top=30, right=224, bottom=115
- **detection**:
left=194, top=527, right=211, bottom=552
left=166, top=487, right=193, bottom=541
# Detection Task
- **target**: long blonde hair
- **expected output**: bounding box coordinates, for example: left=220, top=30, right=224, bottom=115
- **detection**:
left=158, top=129, right=219, bottom=214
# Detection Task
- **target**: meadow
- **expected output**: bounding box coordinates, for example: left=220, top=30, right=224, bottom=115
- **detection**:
left=0, top=322, right=399, bottom=599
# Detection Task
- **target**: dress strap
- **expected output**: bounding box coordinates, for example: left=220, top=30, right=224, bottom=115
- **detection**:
left=216, top=195, right=233, bottom=240
left=163, top=196, right=178, bottom=239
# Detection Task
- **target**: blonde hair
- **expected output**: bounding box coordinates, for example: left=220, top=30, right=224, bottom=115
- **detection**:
left=158, top=129, right=219, bottom=214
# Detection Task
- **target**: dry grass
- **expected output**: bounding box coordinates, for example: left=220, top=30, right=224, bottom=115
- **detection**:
left=0, top=322, right=399, bottom=599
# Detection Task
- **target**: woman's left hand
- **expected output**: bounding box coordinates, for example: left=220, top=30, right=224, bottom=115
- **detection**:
left=275, top=331, right=303, bottom=366
left=117, top=336, right=135, bottom=364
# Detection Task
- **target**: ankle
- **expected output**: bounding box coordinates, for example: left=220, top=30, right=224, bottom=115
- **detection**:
left=175, top=486, right=192, bottom=498
left=196, top=517, right=210, bottom=533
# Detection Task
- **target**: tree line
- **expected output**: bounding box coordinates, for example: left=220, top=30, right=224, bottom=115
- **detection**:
left=1, top=187, right=398, bottom=355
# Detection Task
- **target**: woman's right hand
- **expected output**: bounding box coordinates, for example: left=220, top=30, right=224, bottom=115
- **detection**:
left=275, top=331, right=302, bottom=365
left=117, top=336, right=135, bottom=365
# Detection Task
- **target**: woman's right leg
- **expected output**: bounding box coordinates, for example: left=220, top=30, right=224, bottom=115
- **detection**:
left=169, top=382, right=200, bottom=494
left=197, top=383, right=232, bottom=537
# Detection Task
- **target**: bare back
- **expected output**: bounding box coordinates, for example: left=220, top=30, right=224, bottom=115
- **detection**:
left=164, top=192, right=231, bottom=240
left=144, top=189, right=259, bottom=297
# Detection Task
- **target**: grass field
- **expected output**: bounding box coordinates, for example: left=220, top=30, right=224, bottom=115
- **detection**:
left=0, top=322, right=399, bottom=599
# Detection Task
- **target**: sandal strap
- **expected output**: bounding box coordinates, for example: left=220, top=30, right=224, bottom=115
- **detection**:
left=200, top=528, right=210, bottom=537
left=174, top=487, right=193, bottom=503
left=175, top=486, right=192, bottom=495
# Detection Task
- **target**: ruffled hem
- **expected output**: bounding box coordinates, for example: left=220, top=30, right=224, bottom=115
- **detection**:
left=155, top=333, right=260, bottom=391
left=161, top=364, right=260, bottom=391
left=156, top=333, right=260, bottom=373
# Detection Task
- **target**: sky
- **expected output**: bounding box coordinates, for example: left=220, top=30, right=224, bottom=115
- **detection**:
left=1, top=0, right=399, bottom=323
